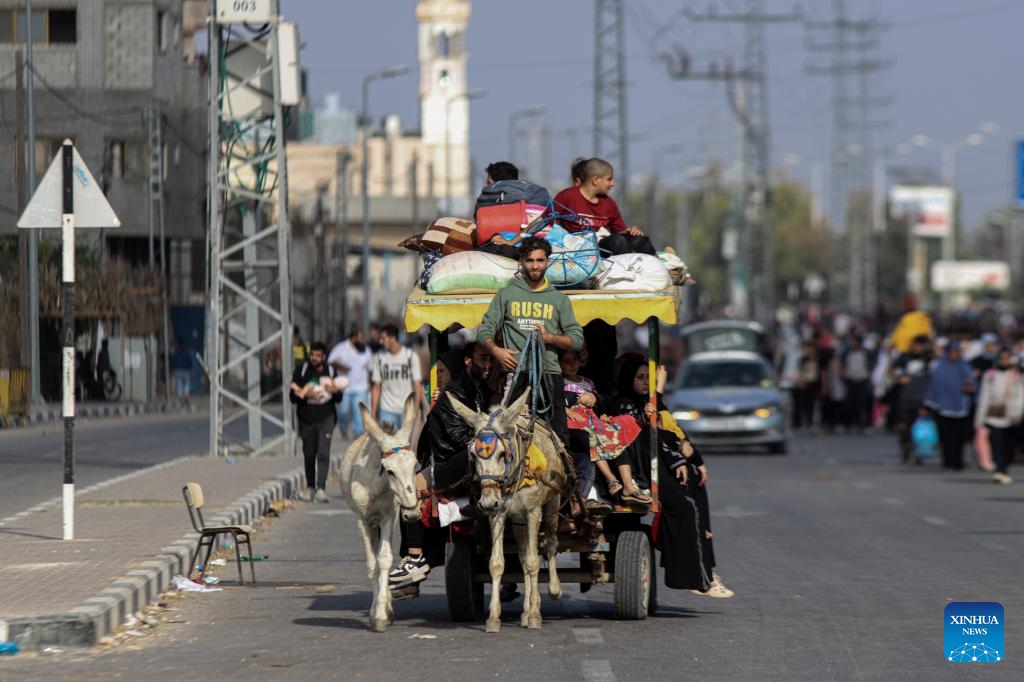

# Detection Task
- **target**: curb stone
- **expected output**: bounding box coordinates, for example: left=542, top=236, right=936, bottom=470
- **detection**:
left=0, top=455, right=340, bottom=652
left=9, top=401, right=201, bottom=429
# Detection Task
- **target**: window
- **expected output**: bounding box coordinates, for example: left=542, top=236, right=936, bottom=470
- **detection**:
left=27, top=136, right=74, bottom=176
left=110, top=140, right=146, bottom=179
left=157, top=10, right=168, bottom=52
left=14, top=11, right=44, bottom=43
left=435, top=31, right=449, bottom=57
left=49, top=10, right=76, bottom=44
left=0, top=9, right=76, bottom=44
left=437, top=69, right=450, bottom=87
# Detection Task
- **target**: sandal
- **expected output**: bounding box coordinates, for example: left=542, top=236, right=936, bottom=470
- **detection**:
left=620, top=486, right=652, bottom=505
left=606, top=479, right=624, bottom=498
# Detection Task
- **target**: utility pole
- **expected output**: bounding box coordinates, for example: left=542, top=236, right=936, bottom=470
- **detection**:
left=26, top=0, right=41, bottom=405
left=594, top=0, right=629, bottom=186
left=146, top=105, right=170, bottom=400
left=207, top=0, right=296, bottom=457
left=806, top=1, right=892, bottom=311
left=16, top=50, right=29, bottom=371
left=334, top=149, right=352, bottom=338
left=671, top=2, right=802, bottom=321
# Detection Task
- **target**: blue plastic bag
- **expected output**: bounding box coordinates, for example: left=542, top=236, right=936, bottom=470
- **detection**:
left=544, top=224, right=600, bottom=287
left=911, top=415, right=938, bottom=459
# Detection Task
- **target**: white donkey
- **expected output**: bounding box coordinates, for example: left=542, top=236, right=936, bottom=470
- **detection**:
left=339, top=396, right=420, bottom=632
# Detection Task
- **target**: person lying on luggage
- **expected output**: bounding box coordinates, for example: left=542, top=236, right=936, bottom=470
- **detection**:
left=550, top=157, right=657, bottom=256
left=474, top=161, right=551, bottom=258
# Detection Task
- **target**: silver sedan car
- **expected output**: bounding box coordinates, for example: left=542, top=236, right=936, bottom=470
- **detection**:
left=666, top=350, right=788, bottom=453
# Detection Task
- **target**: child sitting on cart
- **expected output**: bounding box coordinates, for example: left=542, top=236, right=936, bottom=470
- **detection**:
left=559, top=347, right=648, bottom=507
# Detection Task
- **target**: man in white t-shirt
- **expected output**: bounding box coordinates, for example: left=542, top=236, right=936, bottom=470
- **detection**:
left=371, top=323, right=424, bottom=430
left=328, top=325, right=374, bottom=438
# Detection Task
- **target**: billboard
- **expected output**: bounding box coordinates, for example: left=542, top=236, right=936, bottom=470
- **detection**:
left=931, top=260, right=1010, bottom=292
left=1017, top=140, right=1024, bottom=204
left=889, top=185, right=955, bottom=238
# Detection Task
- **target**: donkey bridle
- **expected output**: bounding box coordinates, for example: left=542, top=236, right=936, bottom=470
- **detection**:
left=471, top=409, right=532, bottom=495
left=379, top=445, right=419, bottom=512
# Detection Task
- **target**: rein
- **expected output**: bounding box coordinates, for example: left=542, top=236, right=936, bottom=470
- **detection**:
left=509, top=329, right=550, bottom=419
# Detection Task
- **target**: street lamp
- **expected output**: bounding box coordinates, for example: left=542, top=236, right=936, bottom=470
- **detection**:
left=445, top=88, right=486, bottom=215
left=910, top=125, right=996, bottom=267
left=507, top=106, right=546, bottom=169
left=361, top=64, right=411, bottom=339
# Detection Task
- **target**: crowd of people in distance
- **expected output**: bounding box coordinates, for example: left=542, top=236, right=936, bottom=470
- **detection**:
left=776, top=305, right=1024, bottom=484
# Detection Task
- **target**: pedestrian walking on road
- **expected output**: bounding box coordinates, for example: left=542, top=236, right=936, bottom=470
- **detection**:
left=170, top=338, right=194, bottom=405
left=890, top=335, right=933, bottom=464
left=290, top=341, right=343, bottom=502
left=793, top=339, right=821, bottom=431
left=370, top=324, right=424, bottom=431
left=974, top=348, right=1024, bottom=484
left=328, top=325, right=373, bottom=438
left=923, top=340, right=975, bottom=471
left=841, top=335, right=872, bottom=432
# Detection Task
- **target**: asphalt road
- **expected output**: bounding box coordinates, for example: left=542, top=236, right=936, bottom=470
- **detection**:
left=2, top=430, right=1023, bottom=680
left=0, top=413, right=212, bottom=519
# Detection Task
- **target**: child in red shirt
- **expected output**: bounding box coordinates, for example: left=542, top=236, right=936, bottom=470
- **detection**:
left=549, top=157, right=656, bottom=256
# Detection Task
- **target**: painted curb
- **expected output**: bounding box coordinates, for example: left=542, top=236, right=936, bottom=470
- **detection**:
left=0, top=458, right=334, bottom=651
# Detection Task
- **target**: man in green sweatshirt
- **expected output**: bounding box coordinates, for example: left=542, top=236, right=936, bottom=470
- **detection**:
left=478, top=236, right=584, bottom=446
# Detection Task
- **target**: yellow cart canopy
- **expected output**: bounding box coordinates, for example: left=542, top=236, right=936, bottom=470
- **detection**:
left=404, top=287, right=680, bottom=333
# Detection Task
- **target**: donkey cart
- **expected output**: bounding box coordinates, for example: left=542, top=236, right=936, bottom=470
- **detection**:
left=404, top=284, right=680, bottom=623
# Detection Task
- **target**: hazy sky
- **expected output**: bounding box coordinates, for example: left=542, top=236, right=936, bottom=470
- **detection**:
left=286, top=0, right=1023, bottom=230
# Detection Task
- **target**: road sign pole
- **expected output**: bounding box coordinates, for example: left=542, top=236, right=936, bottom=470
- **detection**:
left=18, top=139, right=121, bottom=541
left=59, top=141, right=76, bottom=541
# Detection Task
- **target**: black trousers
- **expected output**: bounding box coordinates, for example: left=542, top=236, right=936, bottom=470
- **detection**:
left=935, top=415, right=969, bottom=471
left=299, top=414, right=335, bottom=490
left=988, top=425, right=1015, bottom=475
left=844, top=379, right=871, bottom=429
left=793, top=383, right=819, bottom=429
left=598, top=233, right=657, bottom=256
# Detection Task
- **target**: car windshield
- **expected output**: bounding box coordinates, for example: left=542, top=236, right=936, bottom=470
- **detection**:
left=680, top=360, right=771, bottom=389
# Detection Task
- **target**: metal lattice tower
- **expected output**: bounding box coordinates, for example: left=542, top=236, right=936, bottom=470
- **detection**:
left=742, top=0, right=773, bottom=321
left=681, top=2, right=800, bottom=320
left=207, top=0, right=294, bottom=457
left=806, top=1, right=891, bottom=310
left=594, top=0, right=628, bottom=184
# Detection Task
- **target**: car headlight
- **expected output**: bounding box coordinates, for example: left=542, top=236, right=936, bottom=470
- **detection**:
left=754, top=407, right=777, bottom=419
left=673, top=410, right=700, bottom=421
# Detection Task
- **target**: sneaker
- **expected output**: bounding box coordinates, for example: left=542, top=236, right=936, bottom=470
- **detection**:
left=692, top=574, right=734, bottom=599
left=993, top=472, right=1014, bottom=485
left=314, top=488, right=330, bottom=503
left=388, top=554, right=430, bottom=587
left=390, top=584, right=420, bottom=600
left=305, top=487, right=316, bottom=502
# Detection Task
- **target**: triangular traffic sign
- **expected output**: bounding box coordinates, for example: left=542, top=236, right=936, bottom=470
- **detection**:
left=17, top=141, right=121, bottom=229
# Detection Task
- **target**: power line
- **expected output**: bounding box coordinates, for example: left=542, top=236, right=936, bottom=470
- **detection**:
left=893, top=0, right=1024, bottom=30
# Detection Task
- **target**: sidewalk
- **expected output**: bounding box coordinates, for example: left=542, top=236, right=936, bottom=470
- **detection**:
left=0, top=442, right=345, bottom=651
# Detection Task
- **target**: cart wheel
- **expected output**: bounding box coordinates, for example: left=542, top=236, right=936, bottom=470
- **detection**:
left=613, top=530, right=651, bottom=620
left=647, top=535, right=658, bottom=616
left=445, top=540, right=484, bottom=622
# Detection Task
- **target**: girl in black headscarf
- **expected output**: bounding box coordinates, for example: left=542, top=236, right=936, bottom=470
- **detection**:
left=609, top=356, right=657, bottom=502
left=612, top=357, right=730, bottom=594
